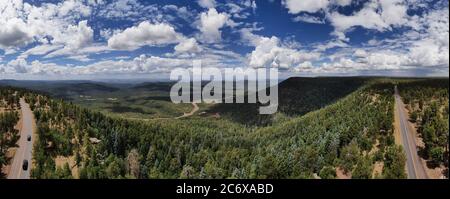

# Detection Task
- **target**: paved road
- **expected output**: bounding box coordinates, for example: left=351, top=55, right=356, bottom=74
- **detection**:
left=394, top=86, right=428, bottom=179
left=7, top=98, right=35, bottom=179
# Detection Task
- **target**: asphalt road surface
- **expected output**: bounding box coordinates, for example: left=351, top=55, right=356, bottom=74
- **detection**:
left=394, top=86, right=428, bottom=179
left=7, top=98, right=35, bottom=179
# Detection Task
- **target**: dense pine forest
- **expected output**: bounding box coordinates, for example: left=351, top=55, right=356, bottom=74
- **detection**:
left=209, top=77, right=367, bottom=126
left=1, top=78, right=448, bottom=179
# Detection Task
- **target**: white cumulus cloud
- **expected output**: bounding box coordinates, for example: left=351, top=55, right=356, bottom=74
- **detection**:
left=245, top=32, right=320, bottom=69
left=0, top=18, right=33, bottom=49
left=108, top=21, right=183, bottom=50
left=175, top=38, right=202, bottom=54
left=198, top=8, right=230, bottom=43
left=282, top=0, right=330, bottom=14
left=198, top=0, right=216, bottom=8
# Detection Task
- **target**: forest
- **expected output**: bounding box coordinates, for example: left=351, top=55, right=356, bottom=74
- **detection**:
left=0, top=87, right=21, bottom=178
left=208, top=77, right=368, bottom=126
left=398, top=79, right=449, bottom=176
left=9, top=78, right=407, bottom=179
left=2, top=78, right=448, bottom=179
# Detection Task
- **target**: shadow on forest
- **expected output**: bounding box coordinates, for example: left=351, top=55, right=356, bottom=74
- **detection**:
left=209, top=77, right=368, bottom=126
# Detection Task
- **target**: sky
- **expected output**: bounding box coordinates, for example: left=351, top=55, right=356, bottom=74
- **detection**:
left=0, top=0, right=448, bottom=80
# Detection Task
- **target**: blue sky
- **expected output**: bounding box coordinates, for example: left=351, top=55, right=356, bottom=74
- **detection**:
left=0, top=0, right=448, bottom=80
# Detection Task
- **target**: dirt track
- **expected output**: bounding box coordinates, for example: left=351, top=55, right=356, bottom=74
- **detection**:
left=175, top=102, right=199, bottom=119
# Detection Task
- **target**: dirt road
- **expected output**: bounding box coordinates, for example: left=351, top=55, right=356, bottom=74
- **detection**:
left=129, top=102, right=199, bottom=121
left=176, top=102, right=199, bottom=119
left=394, top=86, right=428, bottom=179
left=7, top=98, right=35, bottom=179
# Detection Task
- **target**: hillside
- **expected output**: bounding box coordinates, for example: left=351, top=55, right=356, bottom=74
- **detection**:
left=208, top=77, right=367, bottom=126
left=2, top=78, right=448, bottom=179
left=4, top=78, right=409, bottom=179
left=0, top=78, right=367, bottom=123
left=0, top=80, right=193, bottom=120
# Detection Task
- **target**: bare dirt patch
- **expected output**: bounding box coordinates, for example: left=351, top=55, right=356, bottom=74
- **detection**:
left=372, top=161, right=384, bottom=178
left=424, top=165, right=447, bottom=179
left=336, top=167, right=351, bottom=179
left=55, top=155, right=79, bottom=178
left=368, top=139, right=380, bottom=156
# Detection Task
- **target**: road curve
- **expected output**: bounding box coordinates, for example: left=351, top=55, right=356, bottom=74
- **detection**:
left=128, top=102, right=200, bottom=121
left=7, top=98, right=35, bottom=179
left=394, top=86, right=428, bottom=179
left=175, top=102, right=199, bottom=119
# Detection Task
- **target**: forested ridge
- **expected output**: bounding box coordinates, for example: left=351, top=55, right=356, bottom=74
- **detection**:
left=10, top=78, right=409, bottom=179
left=208, top=77, right=367, bottom=126
left=251, top=81, right=403, bottom=178
left=3, top=78, right=447, bottom=179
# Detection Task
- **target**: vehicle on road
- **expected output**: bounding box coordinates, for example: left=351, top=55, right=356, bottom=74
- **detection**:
left=22, top=160, right=28, bottom=171
left=27, top=135, right=31, bottom=141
